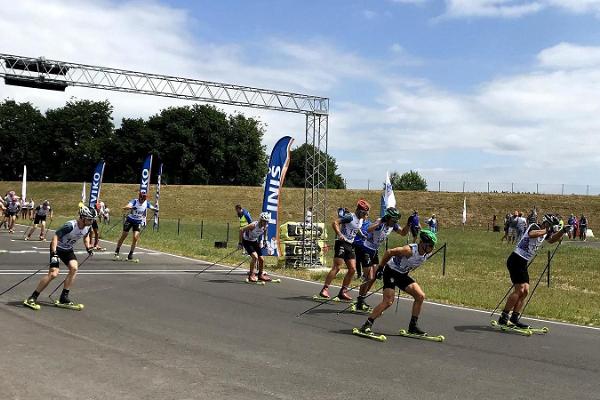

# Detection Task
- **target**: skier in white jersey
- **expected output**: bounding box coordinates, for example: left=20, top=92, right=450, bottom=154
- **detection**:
left=240, top=212, right=273, bottom=282
left=357, top=229, right=438, bottom=336
left=354, top=207, right=409, bottom=312
left=23, top=206, right=97, bottom=310
left=497, top=214, right=567, bottom=329
left=318, top=199, right=370, bottom=301
left=25, top=200, right=53, bottom=241
left=114, top=191, right=158, bottom=261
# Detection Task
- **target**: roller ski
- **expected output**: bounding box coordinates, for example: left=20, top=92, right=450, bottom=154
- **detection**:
left=245, top=275, right=266, bottom=285
left=311, top=295, right=353, bottom=304
left=398, top=328, right=445, bottom=342
left=526, top=326, right=549, bottom=334
left=23, top=298, right=41, bottom=310
left=257, top=273, right=281, bottom=283
left=350, top=302, right=373, bottom=314
left=54, top=300, right=84, bottom=311
left=490, top=320, right=532, bottom=336
left=113, top=254, right=140, bottom=263
left=352, top=327, right=387, bottom=342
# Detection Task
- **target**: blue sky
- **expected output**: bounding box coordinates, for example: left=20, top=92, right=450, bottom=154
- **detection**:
left=2, top=0, right=600, bottom=192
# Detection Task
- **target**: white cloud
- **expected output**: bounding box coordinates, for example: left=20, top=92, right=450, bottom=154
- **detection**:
left=443, top=0, right=544, bottom=19
left=363, top=9, right=378, bottom=19
left=538, top=42, right=600, bottom=69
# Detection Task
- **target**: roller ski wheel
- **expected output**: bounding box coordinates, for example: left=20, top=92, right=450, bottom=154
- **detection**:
left=350, top=303, right=373, bottom=314
left=23, top=299, right=41, bottom=310
left=490, top=320, right=532, bottom=336
left=113, top=256, right=140, bottom=263
left=54, top=300, right=84, bottom=311
left=262, top=278, right=281, bottom=283
left=527, top=326, right=549, bottom=334
left=245, top=278, right=266, bottom=285
left=398, top=329, right=445, bottom=342
left=352, top=327, right=387, bottom=342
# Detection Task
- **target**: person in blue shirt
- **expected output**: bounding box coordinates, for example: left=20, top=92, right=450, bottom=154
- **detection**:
left=114, top=191, right=158, bottom=261
left=235, top=204, right=252, bottom=250
left=353, top=219, right=371, bottom=280
left=427, top=214, right=437, bottom=233
left=408, top=210, right=421, bottom=243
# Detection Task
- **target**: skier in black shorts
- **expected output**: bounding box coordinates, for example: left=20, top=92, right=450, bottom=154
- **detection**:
left=497, top=213, right=568, bottom=329
left=25, top=200, right=53, bottom=241
left=358, top=229, right=437, bottom=336
left=23, top=206, right=98, bottom=310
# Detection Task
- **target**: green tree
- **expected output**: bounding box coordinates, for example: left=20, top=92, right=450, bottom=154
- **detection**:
left=0, top=100, right=46, bottom=180
left=390, top=170, right=427, bottom=191
left=146, top=104, right=267, bottom=185
left=43, top=99, right=114, bottom=181
left=285, top=143, right=345, bottom=189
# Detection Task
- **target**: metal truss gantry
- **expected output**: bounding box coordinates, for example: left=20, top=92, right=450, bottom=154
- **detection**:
left=0, top=53, right=329, bottom=267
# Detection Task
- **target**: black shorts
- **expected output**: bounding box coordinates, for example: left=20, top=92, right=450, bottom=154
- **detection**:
left=52, top=248, right=77, bottom=268
left=34, top=215, right=47, bottom=224
left=507, top=252, right=529, bottom=284
left=7, top=211, right=16, bottom=217
left=92, top=220, right=99, bottom=230
left=123, top=219, right=141, bottom=232
left=242, top=239, right=261, bottom=255
left=334, top=240, right=355, bottom=260
left=382, top=267, right=415, bottom=291
left=356, top=245, right=378, bottom=269
left=410, top=226, right=421, bottom=237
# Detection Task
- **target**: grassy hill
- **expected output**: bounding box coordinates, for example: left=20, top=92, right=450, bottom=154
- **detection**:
left=4, top=181, right=599, bottom=229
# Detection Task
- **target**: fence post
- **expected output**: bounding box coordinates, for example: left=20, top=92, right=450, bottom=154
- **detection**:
left=561, top=184, right=564, bottom=195
left=547, top=250, right=551, bottom=287
left=226, top=222, right=230, bottom=243
left=536, top=183, right=539, bottom=194
left=200, top=220, right=204, bottom=239
left=367, top=179, right=370, bottom=191
left=586, top=185, right=590, bottom=196
left=511, top=183, right=514, bottom=193
left=442, top=243, right=447, bottom=276
left=487, top=182, right=490, bottom=193
left=462, top=182, right=465, bottom=193
left=438, top=181, right=441, bottom=192
left=177, top=218, right=180, bottom=236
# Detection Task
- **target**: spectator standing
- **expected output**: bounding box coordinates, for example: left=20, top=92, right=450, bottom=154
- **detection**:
left=579, top=215, right=588, bottom=241
left=408, top=210, right=421, bottom=243
left=516, top=212, right=527, bottom=242
left=235, top=204, right=252, bottom=250
left=427, top=214, right=438, bottom=233
left=508, top=211, right=519, bottom=244
left=501, top=213, right=510, bottom=242
left=567, top=214, right=577, bottom=239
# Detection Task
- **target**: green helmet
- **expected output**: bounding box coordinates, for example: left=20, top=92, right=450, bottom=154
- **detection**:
left=384, top=207, right=400, bottom=222
left=419, top=229, right=437, bottom=246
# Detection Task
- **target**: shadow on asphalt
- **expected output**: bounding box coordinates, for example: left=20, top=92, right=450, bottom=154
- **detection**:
left=454, top=324, right=525, bottom=336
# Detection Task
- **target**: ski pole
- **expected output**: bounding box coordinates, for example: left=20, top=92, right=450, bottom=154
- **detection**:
left=47, top=254, right=93, bottom=300
left=490, top=252, right=538, bottom=317
left=0, top=264, right=49, bottom=296
left=195, top=248, right=240, bottom=276
left=518, top=240, right=563, bottom=319
left=337, top=283, right=383, bottom=315
left=296, top=280, right=366, bottom=318
left=224, top=258, right=248, bottom=275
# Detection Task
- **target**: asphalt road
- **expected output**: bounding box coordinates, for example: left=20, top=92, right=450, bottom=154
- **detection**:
left=1, top=224, right=599, bottom=400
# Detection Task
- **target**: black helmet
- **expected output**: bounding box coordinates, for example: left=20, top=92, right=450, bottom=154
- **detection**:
left=542, top=214, right=559, bottom=227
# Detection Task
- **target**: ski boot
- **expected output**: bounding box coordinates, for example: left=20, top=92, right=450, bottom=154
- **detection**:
left=247, top=273, right=258, bottom=283
left=258, top=272, right=272, bottom=282
left=359, top=320, right=373, bottom=334
left=408, top=323, right=427, bottom=336
left=319, top=286, right=330, bottom=299
left=497, top=311, right=510, bottom=327
left=510, top=313, right=530, bottom=329
left=23, top=297, right=40, bottom=310
left=337, top=288, right=352, bottom=302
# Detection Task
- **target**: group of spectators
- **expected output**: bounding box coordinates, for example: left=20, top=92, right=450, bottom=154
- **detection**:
left=500, top=208, right=590, bottom=242
left=566, top=214, right=589, bottom=241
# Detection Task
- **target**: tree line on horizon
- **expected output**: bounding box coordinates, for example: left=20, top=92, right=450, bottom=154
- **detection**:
left=0, top=99, right=428, bottom=191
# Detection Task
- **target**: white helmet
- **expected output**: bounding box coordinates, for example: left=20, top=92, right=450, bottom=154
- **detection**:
left=259, top=212, right=271, bottom=222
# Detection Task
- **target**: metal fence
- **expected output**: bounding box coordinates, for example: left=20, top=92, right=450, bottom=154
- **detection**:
left=343, top=179, right=600, bottom=196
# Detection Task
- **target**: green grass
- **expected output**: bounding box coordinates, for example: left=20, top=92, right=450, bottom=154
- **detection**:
left=5, top=181, right=600, bottom=326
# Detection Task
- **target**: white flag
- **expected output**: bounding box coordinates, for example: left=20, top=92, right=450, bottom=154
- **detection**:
left=81, top=182, right=86, bottom=203
left=384, top=171, right=396, bottom=209
left=462, top=197, right=467, bottom=225
left=21, top=165, right=27, bottom=201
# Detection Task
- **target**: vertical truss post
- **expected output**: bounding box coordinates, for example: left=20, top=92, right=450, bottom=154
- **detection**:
left=302, top=113, right=328, bottom=268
